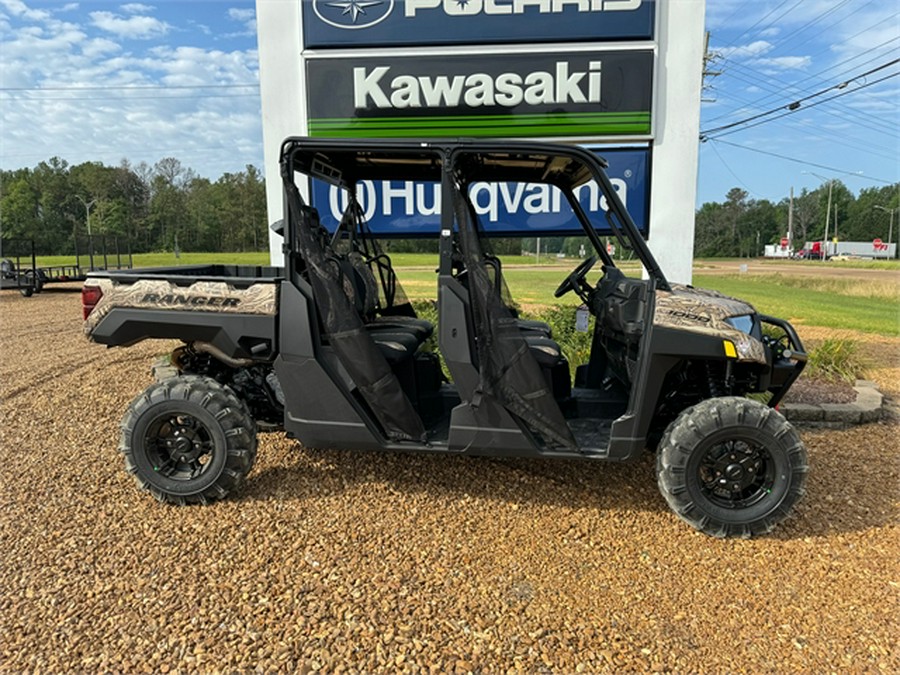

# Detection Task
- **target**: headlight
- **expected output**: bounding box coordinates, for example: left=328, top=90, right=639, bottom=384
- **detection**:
left=724, top=314, right=754, bottom=335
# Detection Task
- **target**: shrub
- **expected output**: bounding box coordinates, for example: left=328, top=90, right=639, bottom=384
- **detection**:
left=804, top=338, right=863, bottom=384
left=412, top=301, right=593, bottom=379
left=524, top=305, right=595, bottom=377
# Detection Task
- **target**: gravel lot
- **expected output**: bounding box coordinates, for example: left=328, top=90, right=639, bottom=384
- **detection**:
left=1, top=285, right=897, bottom=672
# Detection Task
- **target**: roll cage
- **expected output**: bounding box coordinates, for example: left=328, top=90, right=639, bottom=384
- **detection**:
left=279, top=138, right=670, bottom=292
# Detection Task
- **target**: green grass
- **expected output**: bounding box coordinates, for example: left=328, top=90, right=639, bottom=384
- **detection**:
left=33, top=250, right=897, bottom=336
left=34, top=251, right=271, bottom=269
left=756, top=258, right=900, bottom=271
left=692, top=273, right=900, bottom=336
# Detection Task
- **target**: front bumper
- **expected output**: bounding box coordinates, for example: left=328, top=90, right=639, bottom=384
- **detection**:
left=759, top=314, right=807, bottom=408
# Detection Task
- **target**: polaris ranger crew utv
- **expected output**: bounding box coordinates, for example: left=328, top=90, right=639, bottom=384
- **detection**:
left=83, top=138, right=809, bottom=538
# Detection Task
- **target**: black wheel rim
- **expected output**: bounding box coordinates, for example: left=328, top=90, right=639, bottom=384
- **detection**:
left=697, top=439, right=776, bottom=509
left=143, top=413, right=216, bottom=481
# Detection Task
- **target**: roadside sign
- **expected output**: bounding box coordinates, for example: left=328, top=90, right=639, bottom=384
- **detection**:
left=312, top=146, right=651, bottom=236
left=780, top=237, right=788, bottom=248
left=306, top=50, right=653, bottom=139
left=303, top=0, right=656, bottom=48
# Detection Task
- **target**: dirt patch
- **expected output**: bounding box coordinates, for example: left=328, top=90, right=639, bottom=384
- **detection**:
left=700, top=259, right=900, bottom=282
left=782, top=378, right=857, bottom=404
left=0, top=285, right=897, bottom=673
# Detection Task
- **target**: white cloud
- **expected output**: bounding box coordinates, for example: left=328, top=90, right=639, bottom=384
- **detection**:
left=226, top=6, right=256, bottom=36
left=228, top=8, right=254, bottom=22
left=90, top=10, right=170, bottom=39
left=0, top=0, right=50, bottom=21
left=752, top=56, right=811, bottom=71
left=121, top=3, right=154, bottom=13
left=721, top=41, right=773, bottom=59
left=81, top=36, right=122, bottom=58
left=0, top=0, right=262, bottom=179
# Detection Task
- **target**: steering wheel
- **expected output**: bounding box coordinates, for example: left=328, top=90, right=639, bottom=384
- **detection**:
left=554, top=255, right=598, bottom=299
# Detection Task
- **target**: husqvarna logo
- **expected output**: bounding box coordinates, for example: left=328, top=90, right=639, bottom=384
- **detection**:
left=313, top=0, right=394, bottom=29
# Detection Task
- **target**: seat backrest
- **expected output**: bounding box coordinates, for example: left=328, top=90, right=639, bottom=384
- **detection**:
left=348, top=252, right=380, bottom=319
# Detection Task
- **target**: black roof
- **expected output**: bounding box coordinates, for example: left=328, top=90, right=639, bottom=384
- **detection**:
left=280, top=137, right=608, bottom=189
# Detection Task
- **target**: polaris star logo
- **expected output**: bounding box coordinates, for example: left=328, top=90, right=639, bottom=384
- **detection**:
left=313, top=0, right=394, bottom=29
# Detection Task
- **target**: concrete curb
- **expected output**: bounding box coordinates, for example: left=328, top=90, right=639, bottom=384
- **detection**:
left=781, top=380, right=884, bottom=428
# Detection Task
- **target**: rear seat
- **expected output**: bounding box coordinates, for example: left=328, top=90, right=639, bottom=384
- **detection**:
left=334, top=253, right=433, bottom=362
left=347, top=252, right=434, bottom=342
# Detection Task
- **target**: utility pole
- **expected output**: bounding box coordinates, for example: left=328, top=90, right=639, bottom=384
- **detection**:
left=701, top=32, right=722, bottom=103
left=75, top=195, right=97, bottom=271
left=787, top=186, right=794, bottom=251
left=823, top=180, right=832, bottom=261
left=874, top=205, right=897, bottom=258
left=802, top=170, right=862, bottom=260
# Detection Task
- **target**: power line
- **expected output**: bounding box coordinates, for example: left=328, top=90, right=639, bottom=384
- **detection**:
left=704, top=0, right=892, bottom=128
left=702, top=86, right=900, bottom=162
left=704, top=138, right=897, bottom=185
left=0, top=83, right=258, bottom=92
left=704, top=71, right=900, bottom=142
left=700, top=58, right=900, bottom=137
left=716, top=0, right=804, bottom=50
left=755, top=0, right=882, bottom=59
left=1, top=93, right=260, bottom=102
left=714, top=37, right=898, bottom=117
left=706, top=142, right=763, bottom=198
left=706, top=65, right=900, bottom=141
left=704, top=33, right=899, bottom=125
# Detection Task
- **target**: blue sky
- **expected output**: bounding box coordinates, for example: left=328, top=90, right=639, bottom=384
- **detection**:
left=1, top=0, right=897, bottom=206
left=701, top=0, right=898, bottom=204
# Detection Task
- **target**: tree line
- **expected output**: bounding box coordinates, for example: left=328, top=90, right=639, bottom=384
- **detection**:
left=2, top=157, right=897, bottom=258
left=694, top=183, right=899, bottom=258
left=1, top=157, right=267, bottom=255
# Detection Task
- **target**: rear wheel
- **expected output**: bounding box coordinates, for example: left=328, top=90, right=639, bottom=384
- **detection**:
left=18, top=274, right=34, bottom=297
left=656, top=397, right=808, bottom=538
left=27, top=270, right=43, bottom=293
left=120, top=375, right=257, bottom=504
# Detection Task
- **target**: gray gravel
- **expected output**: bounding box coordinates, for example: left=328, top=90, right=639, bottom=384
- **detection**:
left=1, top=285, right=898, bottom=672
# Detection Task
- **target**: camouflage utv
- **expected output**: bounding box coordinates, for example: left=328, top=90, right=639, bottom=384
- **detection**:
left=83, top=139, right=808, bottom=537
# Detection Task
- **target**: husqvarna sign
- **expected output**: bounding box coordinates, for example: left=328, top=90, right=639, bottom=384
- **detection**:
left=304, top=0, right=655, bottom=47
left=306, top=51, right=652, bottom=138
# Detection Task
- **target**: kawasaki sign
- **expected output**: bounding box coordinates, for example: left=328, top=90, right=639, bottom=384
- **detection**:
left=306, top=51, right=653, bottom=138
left=304, top=0, right=655, bottom=48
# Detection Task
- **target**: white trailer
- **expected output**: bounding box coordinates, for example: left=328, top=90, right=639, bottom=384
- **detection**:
left=764, top=244, right=792, bottom=258
left=803, top=240, right=897, bottom=259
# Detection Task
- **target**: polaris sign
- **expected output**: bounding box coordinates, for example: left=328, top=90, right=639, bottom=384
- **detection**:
left=307, top=51, right=653, bottom=138
left=304, top=0, right=655, bottom=48
left=312, top=148, right=650, bottom=237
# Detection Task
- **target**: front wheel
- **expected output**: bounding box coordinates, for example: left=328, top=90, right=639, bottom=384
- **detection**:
left=656, top=397, right=808, bottom=538
left=120, top=375, right=257, bottom=505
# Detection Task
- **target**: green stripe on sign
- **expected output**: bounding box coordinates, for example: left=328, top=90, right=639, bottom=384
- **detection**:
left=308, top=112, right=651, bottom=138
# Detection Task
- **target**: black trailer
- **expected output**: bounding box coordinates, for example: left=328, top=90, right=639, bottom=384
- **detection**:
left=0, top=236, right=133, bottom=294
left=0, top=238, right=42, bottom=296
